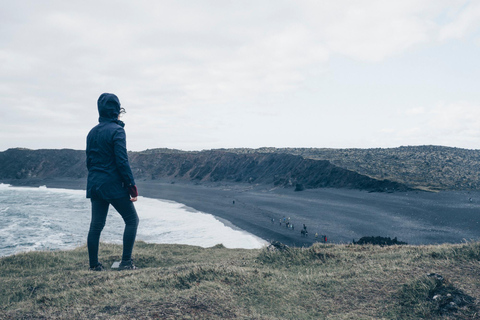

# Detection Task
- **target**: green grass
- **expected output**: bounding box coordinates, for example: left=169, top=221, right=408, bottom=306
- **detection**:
left=1, top=241, right=480, bottom=319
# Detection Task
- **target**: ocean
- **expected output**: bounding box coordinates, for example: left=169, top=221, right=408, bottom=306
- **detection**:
left=0, top=184, right=267, bottom=257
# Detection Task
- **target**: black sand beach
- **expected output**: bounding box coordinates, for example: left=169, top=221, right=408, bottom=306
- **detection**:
left=5, top=178, right=480, bottom=247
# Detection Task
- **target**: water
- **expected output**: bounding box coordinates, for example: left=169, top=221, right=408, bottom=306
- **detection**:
left=0, top=184, right=266, bottom=257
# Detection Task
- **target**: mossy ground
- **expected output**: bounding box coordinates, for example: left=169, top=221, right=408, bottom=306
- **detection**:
left=1, top=241, right=480, bottom=319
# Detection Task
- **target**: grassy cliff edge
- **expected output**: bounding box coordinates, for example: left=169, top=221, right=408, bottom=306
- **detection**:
left=1, top=242, right=480, bottom=319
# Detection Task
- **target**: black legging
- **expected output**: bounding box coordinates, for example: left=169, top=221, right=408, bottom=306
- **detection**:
left=87, top=197, right=139, bottom=268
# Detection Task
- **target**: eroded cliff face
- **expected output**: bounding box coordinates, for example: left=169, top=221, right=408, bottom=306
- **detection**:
left=0, top=148, right=410, bottom=192
left=129, top=151, right=409, bottom=191
left=0, top=148, right=87, bottom=180
left=224, top=146, right=480, bottom=191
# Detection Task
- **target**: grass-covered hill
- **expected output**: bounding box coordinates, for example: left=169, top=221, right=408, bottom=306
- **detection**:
left=1, top=242, right=480, bottom=319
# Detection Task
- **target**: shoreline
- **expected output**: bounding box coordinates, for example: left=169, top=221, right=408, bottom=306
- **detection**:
left=3, top=178, right=480, bottom=247
left=1, top=178, right=315, bottom=247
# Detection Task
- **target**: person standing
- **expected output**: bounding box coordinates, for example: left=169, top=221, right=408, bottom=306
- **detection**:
left=86, top=93, right=139, bottom=271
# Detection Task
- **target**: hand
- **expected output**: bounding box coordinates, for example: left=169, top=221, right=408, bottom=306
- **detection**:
left=128, top=185, right=138, bottom=198
left=130, top=197, right=137, bottom=202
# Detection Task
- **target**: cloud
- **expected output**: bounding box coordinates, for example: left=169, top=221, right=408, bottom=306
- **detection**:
left=429, top=101, right=480, bottom=133
left=1, top=1, right=479, bottom=151
left=396, top=101, right=480, bottom=148
left=439, top=1, right=480, bottom=40
left=303, top=0, right=439, bottom=61
left=405, top=107, right=426, bottom=116
left=3, top=1, right=466, bottom=103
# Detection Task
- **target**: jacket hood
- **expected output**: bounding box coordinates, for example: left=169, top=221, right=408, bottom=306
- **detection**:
left=97, top=93, right=121, bottom=119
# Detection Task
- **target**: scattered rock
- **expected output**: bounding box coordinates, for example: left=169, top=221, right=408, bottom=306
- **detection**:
left=426, top=273, right=476, bottom=315
left=427, top=273, right=444, bottom=282
left=294, top=183, right=305, bottom=192
left=268, top=241, right=289, bottom=252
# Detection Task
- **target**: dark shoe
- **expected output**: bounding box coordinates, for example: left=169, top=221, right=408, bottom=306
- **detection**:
left=118, top=260, right=137, bottom=271
left=89, top=262, right=105, bottom=271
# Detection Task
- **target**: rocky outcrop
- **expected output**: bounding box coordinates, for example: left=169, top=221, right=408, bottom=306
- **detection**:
left=0, top=148, right=411, bottom=192
left=353, top=236, right=408, bottom=246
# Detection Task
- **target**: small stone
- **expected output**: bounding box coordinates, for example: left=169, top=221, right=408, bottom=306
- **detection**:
left=433, top=295, right=441, bottom=300
left=427, top=273, right=444, bottom=281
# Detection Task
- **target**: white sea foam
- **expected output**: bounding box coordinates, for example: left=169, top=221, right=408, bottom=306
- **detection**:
left=0, top=184, right=266, bottom=256
left=135, top=196, right=266, bottom=248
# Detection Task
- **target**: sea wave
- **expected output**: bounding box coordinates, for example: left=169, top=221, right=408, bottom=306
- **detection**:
left=0, top=185, right=266, bottom=257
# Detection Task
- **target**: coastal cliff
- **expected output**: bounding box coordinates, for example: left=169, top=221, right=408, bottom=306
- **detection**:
left=2, top=145, right=479, bottom=191
left=0, top=148, right=409, bottom=192
left=228, top=146, right=480, bottom=191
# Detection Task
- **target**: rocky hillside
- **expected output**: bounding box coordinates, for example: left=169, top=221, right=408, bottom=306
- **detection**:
left=129, top=150, right=408, bottom=191
left=2, top=145, right=478, bottom=191
left=0, top=148, right=86, bottom=180
left=0, top=148, right=409, bottom=192
left=223, top=146, right=480, bottom=191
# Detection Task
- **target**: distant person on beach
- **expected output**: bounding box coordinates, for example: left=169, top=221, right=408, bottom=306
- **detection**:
left=86, top=93, right=139, bottom=271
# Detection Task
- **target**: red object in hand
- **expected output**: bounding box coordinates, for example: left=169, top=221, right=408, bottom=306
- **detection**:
left=128, top=185, right=138, bottom=198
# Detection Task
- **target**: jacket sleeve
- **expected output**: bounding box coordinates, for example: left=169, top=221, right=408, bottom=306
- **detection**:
left=86, top=130, right=93, bottom=170
left=112, top=127, right=136, bottom=187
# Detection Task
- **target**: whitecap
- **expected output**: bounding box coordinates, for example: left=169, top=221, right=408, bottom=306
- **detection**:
left=0, top=184, right=267, bottom=256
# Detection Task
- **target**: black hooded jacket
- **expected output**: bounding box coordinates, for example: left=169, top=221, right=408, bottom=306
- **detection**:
left=86, top=93, right=135, bottom=199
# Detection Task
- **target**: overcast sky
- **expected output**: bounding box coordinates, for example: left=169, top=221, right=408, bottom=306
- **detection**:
left=1, top=0, right=479, bottom=151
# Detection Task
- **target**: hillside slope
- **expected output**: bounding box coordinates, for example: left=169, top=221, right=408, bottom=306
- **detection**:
left=129, top=150, right=409, bottom=191
left=224, top=145, right=480, bottom=191
left=0, top=148, right=409, bottom=192
left=4, top=145, right=479, bottom=191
